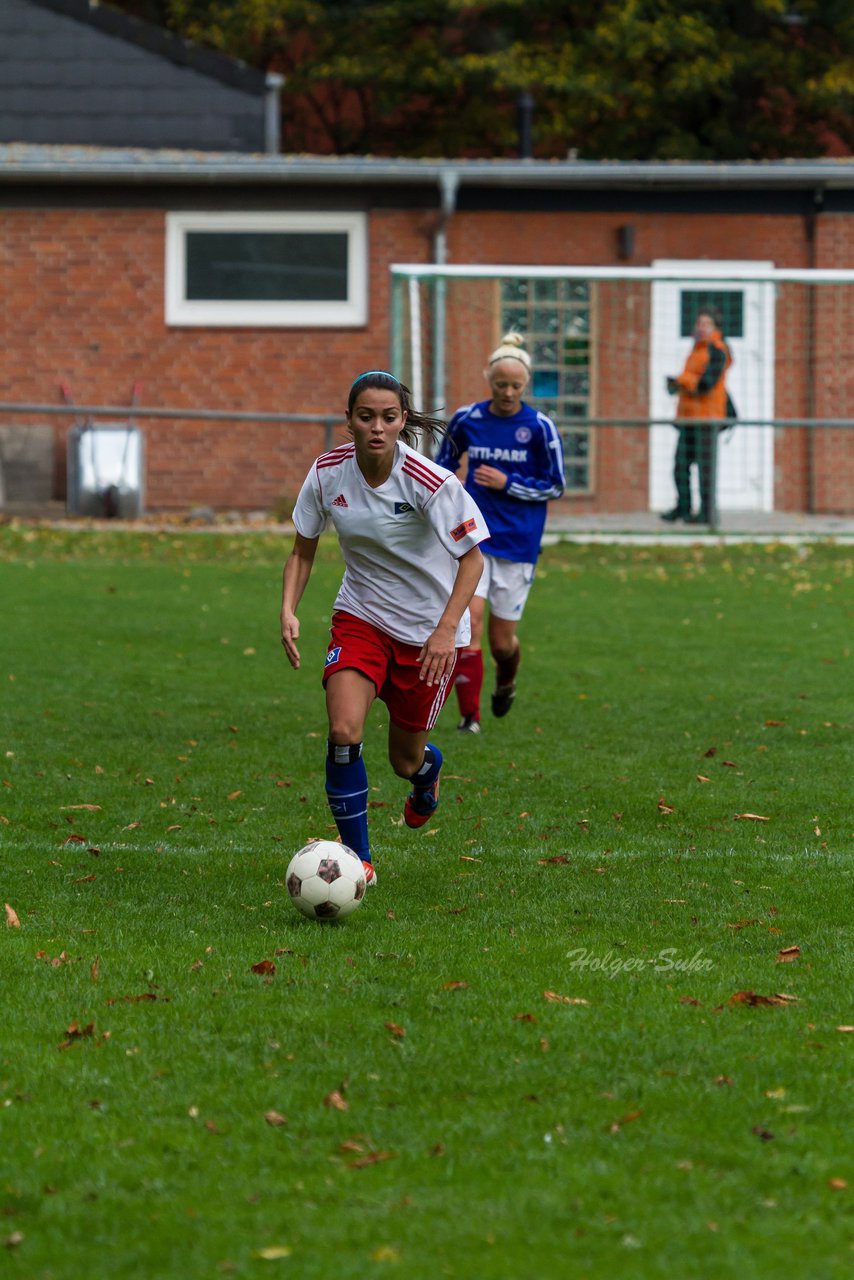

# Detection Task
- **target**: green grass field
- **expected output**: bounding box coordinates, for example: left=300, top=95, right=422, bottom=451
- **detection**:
left=1, top=527, right=852, bottom=1279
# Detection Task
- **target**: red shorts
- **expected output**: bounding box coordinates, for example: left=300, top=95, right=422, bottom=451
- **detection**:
left=322, top=611, right=458, bottom=733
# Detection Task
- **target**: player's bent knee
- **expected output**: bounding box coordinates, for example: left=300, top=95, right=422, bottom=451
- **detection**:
left=389, top=752, right=421, bottom=779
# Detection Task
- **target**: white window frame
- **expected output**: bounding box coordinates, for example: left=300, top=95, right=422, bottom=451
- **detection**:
left=165, top=211, right=368, bottom=327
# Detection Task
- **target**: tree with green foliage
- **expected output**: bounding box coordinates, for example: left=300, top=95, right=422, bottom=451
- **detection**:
left=114, top=0, right=854, bottom=158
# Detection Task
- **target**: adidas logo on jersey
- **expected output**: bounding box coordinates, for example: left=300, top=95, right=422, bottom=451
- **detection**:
left=331, top=494, right=348, bottom=507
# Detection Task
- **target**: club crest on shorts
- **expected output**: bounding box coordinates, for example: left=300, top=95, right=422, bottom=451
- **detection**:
left=450, top=517, right=477, bottom=542
left=325, top=646, right=342, bottom=667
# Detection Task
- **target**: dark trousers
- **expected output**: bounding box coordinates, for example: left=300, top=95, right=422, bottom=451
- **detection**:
left=673, top=426, right=715, bottom=517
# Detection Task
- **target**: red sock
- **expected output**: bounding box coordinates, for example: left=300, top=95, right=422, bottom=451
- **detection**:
left=455, top=648, right=484, bottom=719
left=495, top=643, right=520, bottom=689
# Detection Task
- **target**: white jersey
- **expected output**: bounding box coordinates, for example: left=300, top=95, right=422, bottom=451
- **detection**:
left=292, top=440, right=489, bottom=646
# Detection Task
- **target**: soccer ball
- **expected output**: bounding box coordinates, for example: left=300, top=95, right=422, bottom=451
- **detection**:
left=285, top=840, right=367, bottom=920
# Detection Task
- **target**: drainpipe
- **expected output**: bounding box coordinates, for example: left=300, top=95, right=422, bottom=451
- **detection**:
left=518, top=92, right=535, bottom=159
left=264, top=73, right=285, bottom=154
left=431, top=169, right=460, bottom=419
left=804, top=186, right=822, bottom=513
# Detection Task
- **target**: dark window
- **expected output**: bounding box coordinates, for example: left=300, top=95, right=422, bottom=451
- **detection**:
left=186, top=232, right=349, bottom=302
left=680, top=290, right=744, bottom=338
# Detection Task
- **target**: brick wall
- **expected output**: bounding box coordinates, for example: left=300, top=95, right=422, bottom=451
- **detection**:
left=1, top=202, right=851, bottom=513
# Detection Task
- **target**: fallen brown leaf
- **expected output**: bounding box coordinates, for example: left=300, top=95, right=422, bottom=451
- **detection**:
left=264, top=1110, right=287, bottom=1127
left=105, top=993, right=164, bottom=1004
left=734, top=813, right=770, bottom=822
left=752, top=1125, right=775, bottom=1141
left=728, top=991, right=799, bottom=1007
left=776, top=945, right=801, bottom=963
left=543, top=990, right=589, bottom=1005
left=537, top=855, right=569, bottom=864
left=657, top=797, right=675, bottom=814
left=513, top=1012, right=538, bottom=1023
left=384, top=1021, right=406, bottom=1037
left=827, top=1177, right=848, bottom=1190
left=442, top=980, right=469, bottom=991
left=251, top=959, right=276, bottom=976
left=323, top=1090, right=349, bottom=1111
left=58, top=1020, right=95, bottom=1049
left=727, top=918, right=759, bottom=931
left=4, top=903, right=21, bottom=928
left=61, top=804, right=102, bottom=811
left=607, top=1109, right=643, bottom=1133
left=348, top=1150, right=397, bottom=1169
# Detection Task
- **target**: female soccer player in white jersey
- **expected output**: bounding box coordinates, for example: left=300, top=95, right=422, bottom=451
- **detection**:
left=435, top=333, right=565, bottom=733
left=280, top=371, right=488, bottom=885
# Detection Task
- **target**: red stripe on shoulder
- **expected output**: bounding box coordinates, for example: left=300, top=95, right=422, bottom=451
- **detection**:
left=316, top=444, right=354, bottom=471
left=402, top=456, right=445, bottom=492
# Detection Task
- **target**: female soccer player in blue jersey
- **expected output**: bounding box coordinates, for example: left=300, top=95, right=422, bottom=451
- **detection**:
left=280, top=371, right=488, bottom=884
left=435, top=333, right=565, bottom=733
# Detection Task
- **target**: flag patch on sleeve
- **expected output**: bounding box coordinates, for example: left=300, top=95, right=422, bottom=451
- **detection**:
left=450, top=518, right=477, bottom=542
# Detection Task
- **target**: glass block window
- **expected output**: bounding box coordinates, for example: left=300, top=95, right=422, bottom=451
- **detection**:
left=680, top=290, right=744, bottom=339
left=165, top=212, right=367, bottom=327
left=501, top=278, right=592, bottom=493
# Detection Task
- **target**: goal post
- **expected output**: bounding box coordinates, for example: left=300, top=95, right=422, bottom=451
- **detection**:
left=389, top=262, right=854, bottom=520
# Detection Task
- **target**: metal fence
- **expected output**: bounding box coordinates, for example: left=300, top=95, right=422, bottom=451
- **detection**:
left=0, top=400, right=852, bottom=533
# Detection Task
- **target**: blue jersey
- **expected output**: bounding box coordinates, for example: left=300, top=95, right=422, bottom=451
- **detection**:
left=435, top=400, right=565, bottom=564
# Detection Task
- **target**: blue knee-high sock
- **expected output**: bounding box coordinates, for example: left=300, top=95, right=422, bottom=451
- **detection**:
left=325, top=741, right=370, bottom=861
left=410, top=743, right=443, bottom=792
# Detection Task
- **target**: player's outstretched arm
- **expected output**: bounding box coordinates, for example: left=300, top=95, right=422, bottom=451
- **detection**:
left=281, top=533, right=319, bottom=670
left=417, top=544, right=484, bottom=686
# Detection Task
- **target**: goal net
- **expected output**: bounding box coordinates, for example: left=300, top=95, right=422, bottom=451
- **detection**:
left=389, top=263, right=854, bottom=521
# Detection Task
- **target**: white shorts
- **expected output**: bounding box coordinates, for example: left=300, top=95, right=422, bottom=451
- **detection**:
left=474, top=554, right=536, bottom=621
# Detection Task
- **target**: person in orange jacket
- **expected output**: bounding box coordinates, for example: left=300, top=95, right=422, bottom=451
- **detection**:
left=661, top=309, right=733, bottom=524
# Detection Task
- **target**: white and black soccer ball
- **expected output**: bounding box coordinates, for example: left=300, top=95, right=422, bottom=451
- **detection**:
left=285, top=840, right=367, bottom=920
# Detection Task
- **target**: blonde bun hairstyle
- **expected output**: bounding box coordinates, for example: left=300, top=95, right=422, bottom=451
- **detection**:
left=487, top=331, right=532, bottom=376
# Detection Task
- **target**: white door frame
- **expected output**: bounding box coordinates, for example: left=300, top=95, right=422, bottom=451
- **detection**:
left=649, top=261, right=776, bottom=513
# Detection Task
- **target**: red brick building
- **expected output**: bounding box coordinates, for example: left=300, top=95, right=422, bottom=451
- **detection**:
left=1, top=146, right=852, bottom=515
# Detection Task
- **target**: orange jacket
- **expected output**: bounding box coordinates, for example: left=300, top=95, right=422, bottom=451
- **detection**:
left=675, top=330, right=732, bottom=421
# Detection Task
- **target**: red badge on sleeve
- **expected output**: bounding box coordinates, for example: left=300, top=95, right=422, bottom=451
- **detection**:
left=450, top=517, right=477, bottom=543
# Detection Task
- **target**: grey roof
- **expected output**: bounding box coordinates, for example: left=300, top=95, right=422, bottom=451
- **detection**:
left=2, top=143, right=854, bottom=189
left=0, top=0, right=271, bottom=152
